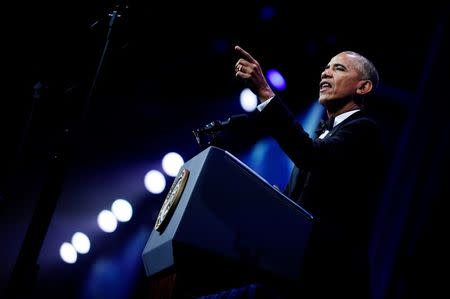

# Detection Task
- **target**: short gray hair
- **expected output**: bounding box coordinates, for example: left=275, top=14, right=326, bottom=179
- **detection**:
left=343, top=51, right=380, bottom=91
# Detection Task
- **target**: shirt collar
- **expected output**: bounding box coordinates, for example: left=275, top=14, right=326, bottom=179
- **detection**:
left=332, top=109, right=360, bottom=128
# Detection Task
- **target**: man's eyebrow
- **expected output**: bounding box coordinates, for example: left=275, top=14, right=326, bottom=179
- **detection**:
left=333, top=63, right=347, bottom=69
left=324, top=63, right=348, bottom=70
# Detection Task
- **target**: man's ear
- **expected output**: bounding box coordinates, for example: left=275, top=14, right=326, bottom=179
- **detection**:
left=356, top=80, right=373, bottom=95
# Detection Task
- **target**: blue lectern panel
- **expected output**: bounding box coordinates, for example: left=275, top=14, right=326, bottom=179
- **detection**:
left=142, top=146, right=313, bottom=280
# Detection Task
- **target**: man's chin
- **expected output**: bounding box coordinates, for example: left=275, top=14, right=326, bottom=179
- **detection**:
left=318, top=97, right=328, bottom=105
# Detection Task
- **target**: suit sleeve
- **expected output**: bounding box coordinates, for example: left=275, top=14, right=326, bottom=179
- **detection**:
left=256, top=96, right=378, bottom=171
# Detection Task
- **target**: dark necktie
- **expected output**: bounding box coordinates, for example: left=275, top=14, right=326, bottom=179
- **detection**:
left=315, top=116, right=335, bottom=137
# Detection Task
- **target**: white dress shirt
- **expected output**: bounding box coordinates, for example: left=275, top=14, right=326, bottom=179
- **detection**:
left=318, top=109, right=360, bottom=139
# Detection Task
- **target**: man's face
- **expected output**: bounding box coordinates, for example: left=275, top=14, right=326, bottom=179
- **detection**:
left=318, top=52, right=363, bottom=106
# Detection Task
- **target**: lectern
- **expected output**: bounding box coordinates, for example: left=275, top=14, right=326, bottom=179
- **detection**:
left=141, top=146, right=313, bottom=298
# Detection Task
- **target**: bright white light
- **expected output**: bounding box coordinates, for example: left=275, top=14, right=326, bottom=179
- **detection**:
left=240, top=88, right=258, bottom=112
left=71, top=232, right=90, bottom=254
left=97, top=210, right=118, bottom=233
left=111, top=199, right=133, bottom=222
left=60, top=242, right=77, bottom=264
left=144, top=170, right=166, bottom=194
left=162, top=152, right=184, bottom=177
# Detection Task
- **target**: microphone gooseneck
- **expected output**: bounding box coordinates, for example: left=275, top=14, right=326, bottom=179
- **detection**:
left=192, top=114, right=249, bottom=148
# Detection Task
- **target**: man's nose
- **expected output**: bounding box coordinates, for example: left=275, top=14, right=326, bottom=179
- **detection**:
left=321, top=69, right=331, bottom=79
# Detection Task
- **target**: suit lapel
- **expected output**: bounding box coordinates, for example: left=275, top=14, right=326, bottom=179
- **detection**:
left=326, top=110, right=364, bottom=137
left=288, top=110, right=366, bottom=201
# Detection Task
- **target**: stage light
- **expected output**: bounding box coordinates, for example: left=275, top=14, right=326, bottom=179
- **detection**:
left=266, top=69, right=286, bottom=90
left=112, top=199, right=133, bottom=222
left=260, top=5, right=276, bottom=21
left=144, top=170, right=166, bottom=194
left=240, top=88, right=258, bottom=112
left=162, top=152, right=184, bottom=177
left=97, top=210, right=118, bottom=233
left=71, top=232, right=91, bottom=254
left=60, top=242, right=77, bottom=264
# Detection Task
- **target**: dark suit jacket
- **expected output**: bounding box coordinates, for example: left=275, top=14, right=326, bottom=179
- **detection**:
left=255, top=96, right=386, bottom=298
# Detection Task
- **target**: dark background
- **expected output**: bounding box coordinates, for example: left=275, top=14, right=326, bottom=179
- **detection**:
left=1, top=1, right=449, bottom=298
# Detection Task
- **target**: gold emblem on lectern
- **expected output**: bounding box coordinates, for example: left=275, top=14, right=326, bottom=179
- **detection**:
left=154, top=168, right=190, bottom=233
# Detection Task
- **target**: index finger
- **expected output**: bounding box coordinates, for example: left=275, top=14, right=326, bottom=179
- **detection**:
left=235, top=45, right=257, bottom=63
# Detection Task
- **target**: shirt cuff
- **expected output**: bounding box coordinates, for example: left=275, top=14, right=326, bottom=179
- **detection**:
left=256, top=97, right=274, bottom=111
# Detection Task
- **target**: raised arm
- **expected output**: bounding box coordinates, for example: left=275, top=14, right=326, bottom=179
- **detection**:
left=234, top=45, right=275, bottom=102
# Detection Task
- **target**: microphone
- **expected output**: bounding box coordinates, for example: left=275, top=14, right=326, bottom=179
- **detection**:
left=192, top=114, right=249, bottom=147
left=193, top=120, right=224, bottom=135
left=193, top=114, right=248, bottom=134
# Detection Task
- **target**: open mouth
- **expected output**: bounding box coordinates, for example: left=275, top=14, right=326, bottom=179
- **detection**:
left=320, top=81, right=332, bottom=92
